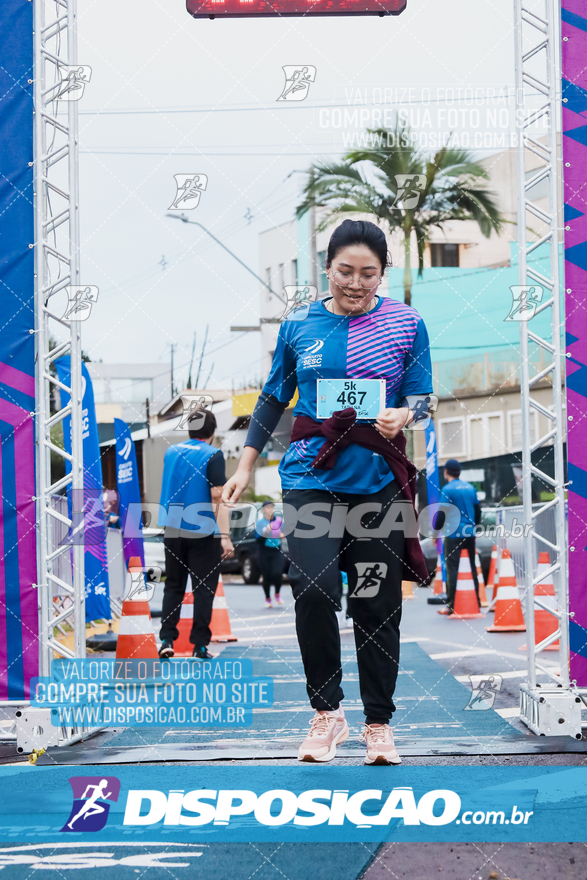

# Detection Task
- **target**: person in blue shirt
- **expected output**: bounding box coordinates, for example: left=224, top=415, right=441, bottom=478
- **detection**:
left=255, top=501, right=285, bottom=608
left=158, top=410, right=234, bottom=660
left=223, top=219, right=433, bottom=766
left=439, top=458, right=481, bottom=614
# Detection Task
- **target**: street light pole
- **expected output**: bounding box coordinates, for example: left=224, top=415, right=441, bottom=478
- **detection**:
left=166, top=214, right=286, bottom=304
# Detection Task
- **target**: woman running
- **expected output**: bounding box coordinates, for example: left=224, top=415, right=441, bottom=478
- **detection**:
left=255, top=501, right=285, bottom=608
left=223, top=219, right=432, bottom=765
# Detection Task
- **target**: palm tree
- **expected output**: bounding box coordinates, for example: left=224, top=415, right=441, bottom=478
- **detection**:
left=296, top=123, right=504, bottom=306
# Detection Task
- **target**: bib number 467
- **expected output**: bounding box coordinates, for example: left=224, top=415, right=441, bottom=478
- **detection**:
left=337, top=381, right=367, bottom=408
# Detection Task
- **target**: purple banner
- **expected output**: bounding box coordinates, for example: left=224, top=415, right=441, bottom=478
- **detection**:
left=562, top=0, right=587, bottom=684
left=0, top=0, right=37, bottom=699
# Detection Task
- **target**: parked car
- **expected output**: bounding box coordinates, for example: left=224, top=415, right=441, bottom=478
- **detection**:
left=143, top=527, right=166, bottom=575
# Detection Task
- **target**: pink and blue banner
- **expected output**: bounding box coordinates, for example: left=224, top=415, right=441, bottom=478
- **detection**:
left=0, top=0, right=38, bottom=699
left=55, top=357, right=111, bottom=623
left=114, top=418, right=145, bottom=567
left=562, top=0, right=587, bottom=686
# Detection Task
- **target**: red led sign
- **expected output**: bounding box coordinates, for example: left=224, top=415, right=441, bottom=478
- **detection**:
left=187, top=0, right=406, bottom=18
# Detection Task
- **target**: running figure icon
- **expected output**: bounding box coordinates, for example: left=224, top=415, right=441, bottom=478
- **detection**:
left=169, top=174, right=209, bottom=210
left=277, top=66, right=316, bottom=102
left=67, top=780, right=112, bottom=830
left=55, top=65, right=92, bottom=101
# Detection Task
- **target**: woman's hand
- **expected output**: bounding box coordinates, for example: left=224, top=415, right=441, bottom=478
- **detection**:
left=221, top=467, right=251, bottom=505
left=222, top=446, right=258, bottom=505
left=221, top=536, right=234, bottom=560
left=375, top=406, right=411, bottom=440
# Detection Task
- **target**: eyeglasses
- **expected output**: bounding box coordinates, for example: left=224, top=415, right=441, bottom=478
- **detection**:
left=330, top=269, right=381, bottom=290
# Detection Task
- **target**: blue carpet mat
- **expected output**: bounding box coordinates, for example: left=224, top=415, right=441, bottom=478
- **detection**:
left=107, top=641, right=513, bottom=750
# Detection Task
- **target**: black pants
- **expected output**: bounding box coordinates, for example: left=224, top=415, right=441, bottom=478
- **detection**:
left=160, top=536, right=221, bottom=646
left=259, top=545, right=283, bottom=599
left=444, top=535, right=479, bottom=611
left=283, top=482, right=405, bottom=725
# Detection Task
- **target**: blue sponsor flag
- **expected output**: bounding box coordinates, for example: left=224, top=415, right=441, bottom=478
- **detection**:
left=55, top=357, right=111, bottom=622
left=114, top=418, right=145, bottom=567
left=424, top=419, right=445, bottom=583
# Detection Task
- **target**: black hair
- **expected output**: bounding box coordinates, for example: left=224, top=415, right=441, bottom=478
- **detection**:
left=325, top=219, right=391, bottom=273
left=188, top=409, right=217, bottom=440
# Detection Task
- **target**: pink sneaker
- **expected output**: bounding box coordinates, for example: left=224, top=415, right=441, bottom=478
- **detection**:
left=274, top=593, right=283, bottom=605
left=360, top=724, right=401, bottom=765
left=298, top=708, right=349, bottom=763
left=265, top=598, right=272, bottom=609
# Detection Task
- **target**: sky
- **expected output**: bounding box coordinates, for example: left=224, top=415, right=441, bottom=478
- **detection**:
left=75, top=0, right=517, bottom=391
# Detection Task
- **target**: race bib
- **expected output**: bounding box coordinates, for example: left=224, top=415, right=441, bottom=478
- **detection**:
left=316, top=379, right=386, bottom=421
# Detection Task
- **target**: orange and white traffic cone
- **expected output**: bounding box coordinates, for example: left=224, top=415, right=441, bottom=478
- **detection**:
left=402, top=580, right=415, bottom=599
left=519, top=551, right=559, bottom=651
left=432, top=560, right=444, bottom=595
left=475, top=552, right=489, bottom=608
left=486, top=545, right=500, bottom=608
left=448, top=550, right=484, bottom=619
left=173, top=590, right=195, bottom=657
left=486, top=549, right=526, bottom=632
left=210, top=575, right=237, bottom=643
left=428, top=555, right=448, bottom=606
left=487, top=545, right=499, bottom=590
left=116, top=556, right=158, bottom=659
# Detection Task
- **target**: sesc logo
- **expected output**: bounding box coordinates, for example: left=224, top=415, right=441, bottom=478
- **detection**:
left=61, top=777, right=121, bottom=833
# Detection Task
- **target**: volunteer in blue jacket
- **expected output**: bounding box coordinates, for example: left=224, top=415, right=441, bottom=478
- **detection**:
left=158, top=410, right=233, bottom=660
left=223, top=219, right=433, bottom=765
left=439, top=458, right=481, bottom=614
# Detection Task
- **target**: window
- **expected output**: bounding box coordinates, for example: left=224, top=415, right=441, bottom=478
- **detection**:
left=292, top=259, right=298, bottom=285
left=266, top=267, right=272, bottom=297
left=278, top=263, right=285, bottom=294
left=430, top=243, right=459, bottom=267
left=467, top=411, right=505, bottom=457
left=318, top=250, right=329, bottom=293
left=438, top=417, right=466, bottom=456
left=508, top=409, right=538, bottom=451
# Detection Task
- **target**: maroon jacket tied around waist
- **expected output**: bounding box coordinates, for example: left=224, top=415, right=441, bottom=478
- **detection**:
left=290, top=407, right=429, bottom=584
